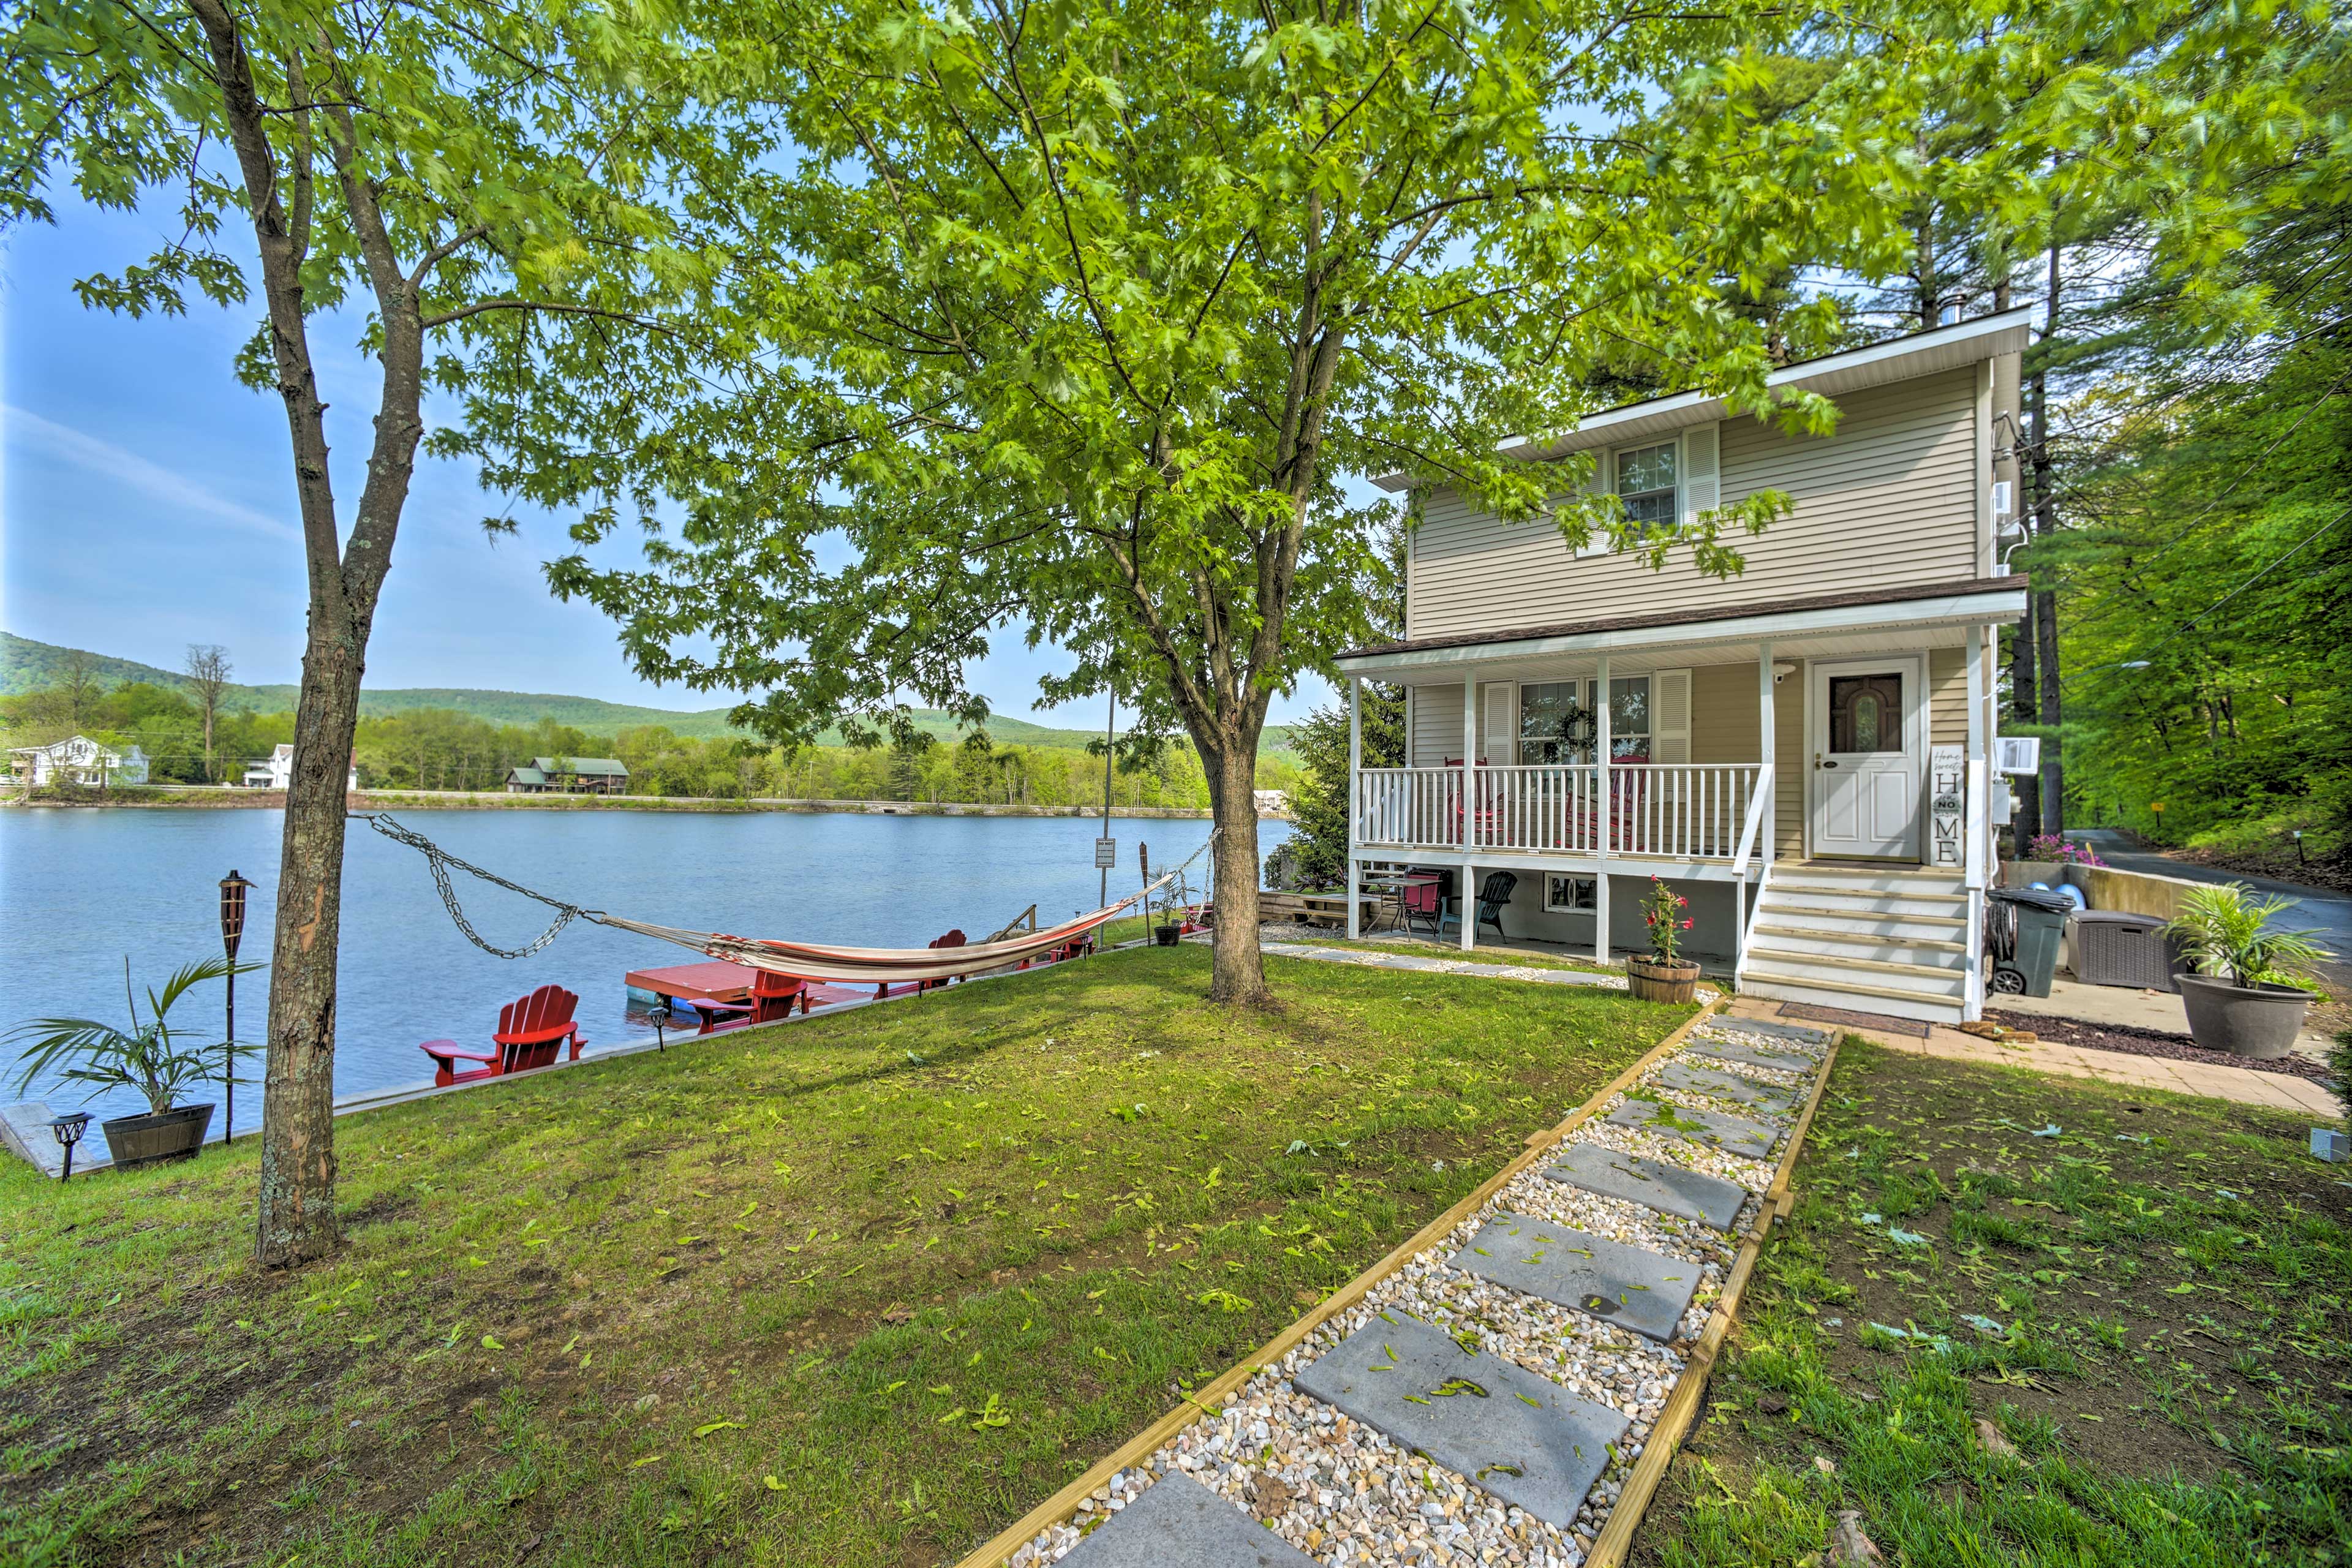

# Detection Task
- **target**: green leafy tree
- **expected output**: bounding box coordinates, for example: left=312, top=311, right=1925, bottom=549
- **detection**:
left=2, top=0, right=733, bottom=1264
left=549, top=0, right=1923, bottom=1004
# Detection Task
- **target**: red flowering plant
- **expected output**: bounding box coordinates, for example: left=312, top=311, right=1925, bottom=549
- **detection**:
left=1642, top=876, right=1695, bottom=963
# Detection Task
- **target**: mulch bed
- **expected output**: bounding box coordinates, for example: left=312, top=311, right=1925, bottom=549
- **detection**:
left=1777, top=1001, right=1932, bottom=1039
left=1984, top=1007, right=2335, bottom=1082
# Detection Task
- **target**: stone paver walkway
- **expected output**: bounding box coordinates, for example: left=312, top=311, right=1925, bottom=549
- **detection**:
left=1723, top=998, right=2340, bottom=1118
left=1006, top=1011, right=1833, bottom=1567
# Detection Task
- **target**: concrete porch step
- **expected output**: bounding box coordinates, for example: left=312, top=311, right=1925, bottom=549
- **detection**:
left=1739, top=968, right=1967, bottom=1025
left=1753, top=902, right=1967, bottom=939
left=1759, top=884, right=1969, bottom=918
left=1750, top=924, right=1968, bottom=966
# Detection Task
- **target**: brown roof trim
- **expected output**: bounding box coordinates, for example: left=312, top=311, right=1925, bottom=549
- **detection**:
left=1338, top=576, right=2029, bottom=662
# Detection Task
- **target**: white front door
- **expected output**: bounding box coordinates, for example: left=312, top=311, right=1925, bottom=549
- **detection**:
left=1809, top=657, right=1923, bottom=861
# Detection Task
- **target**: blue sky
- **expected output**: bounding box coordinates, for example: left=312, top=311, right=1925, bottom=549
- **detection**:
left=2, top=195, right=1331, bottom=727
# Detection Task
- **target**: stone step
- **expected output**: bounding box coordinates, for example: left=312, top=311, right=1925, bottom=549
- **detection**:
left=1452, top=1213, right=1702, bottom=1341
left=1055, top=1471, right=1321, bottom=1568
left=1681, top=1036, right=1817, bottom=1076
left=1291, top=1313, right=1629, bottom=1531
left=1545, top=1142, right=1751, bottom=1230
left=1605, top=1096, right=1781, bottom=1159
left=1653, top=1060, right=1800, bottom=1117
left=1694, top=1016, right=1832, bottom=1047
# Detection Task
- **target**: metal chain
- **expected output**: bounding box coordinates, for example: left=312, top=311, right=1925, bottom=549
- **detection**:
left=362, top=813, right=599, bottom=959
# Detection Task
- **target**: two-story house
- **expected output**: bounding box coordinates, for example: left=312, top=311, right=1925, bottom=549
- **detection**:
left=1335, top=309, right=2035, bottom=1023
left=9, top=734, right=149, bottom=786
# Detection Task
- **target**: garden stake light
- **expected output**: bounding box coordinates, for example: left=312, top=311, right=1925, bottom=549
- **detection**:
left=218, top=870, right=252, bottom=1145
left=50, top=1111, right=90, bottom=1183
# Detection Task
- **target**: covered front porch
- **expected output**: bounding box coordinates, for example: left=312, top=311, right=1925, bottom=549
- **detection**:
left=1332, top=581, right=2025, bottom=1019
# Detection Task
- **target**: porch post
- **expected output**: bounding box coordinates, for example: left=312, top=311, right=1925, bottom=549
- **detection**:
left=1594, top=654, right=1611, bottom=964
left=1346, top=675, right=1362, bottom=940
left=1757, top=641, right=1776, bottom=872
left=1964, top=625, right=1989, bottom=1020
left=1746, top=640, right=1774, bottom=976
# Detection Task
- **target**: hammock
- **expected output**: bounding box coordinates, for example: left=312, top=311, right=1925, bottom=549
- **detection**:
left=360, top=813, right=1212, bottom=987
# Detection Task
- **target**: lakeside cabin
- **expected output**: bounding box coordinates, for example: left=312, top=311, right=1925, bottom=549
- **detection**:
left=505, top=756, right=631, bottom=795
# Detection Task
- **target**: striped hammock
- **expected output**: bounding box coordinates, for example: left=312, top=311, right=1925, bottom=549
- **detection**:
left=362, top=813, right=1209, bottom=986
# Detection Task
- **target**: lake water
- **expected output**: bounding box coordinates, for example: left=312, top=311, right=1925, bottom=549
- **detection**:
left=1, top=807, right=1278, bottom=1126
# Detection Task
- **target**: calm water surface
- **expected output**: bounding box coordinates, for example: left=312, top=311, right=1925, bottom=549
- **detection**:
left=2, top=807, right=1278, bottom=1125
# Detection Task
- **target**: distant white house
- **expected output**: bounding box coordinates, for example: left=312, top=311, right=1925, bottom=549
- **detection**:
left=241, top=743, right=358, bottom=791
left=9, top=734, right=149, bottom=786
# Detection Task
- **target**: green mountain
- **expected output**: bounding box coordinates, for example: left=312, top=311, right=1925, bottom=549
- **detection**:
left=1, top=631, right=1296, bottom=752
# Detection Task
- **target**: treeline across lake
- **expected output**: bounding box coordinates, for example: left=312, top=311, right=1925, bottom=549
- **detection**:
left=2, top=677, right=1300, bottom=808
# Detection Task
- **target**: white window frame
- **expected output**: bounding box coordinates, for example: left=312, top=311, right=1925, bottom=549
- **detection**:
left=1612, top=440, right=1681, bottom=532
left=1545, top=873, right=1598, bottom=914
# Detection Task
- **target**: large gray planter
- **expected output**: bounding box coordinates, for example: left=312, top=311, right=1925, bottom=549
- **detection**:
left=2176, top=974, right=2312, bottom=1060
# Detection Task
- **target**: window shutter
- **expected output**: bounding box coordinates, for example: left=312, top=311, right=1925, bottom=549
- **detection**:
left=1653, top=669, right=1692, bottom=763
left=1679, top=423, right=1720, bottom=533
left=1576, top=448, right=1613, bottom=557
left=1482, top=682, right=1516, bottom=765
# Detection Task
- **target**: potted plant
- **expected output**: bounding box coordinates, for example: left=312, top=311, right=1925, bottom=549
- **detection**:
left=1628, top=876, right=1701, bottom=1003
left=2165, top=883, right=2332, bottom=1060
left=10, top=956, right=260, bottom=1170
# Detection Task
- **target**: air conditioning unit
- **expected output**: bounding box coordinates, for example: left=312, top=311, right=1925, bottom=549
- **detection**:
left=1994, top=736, right=2041, bottom=776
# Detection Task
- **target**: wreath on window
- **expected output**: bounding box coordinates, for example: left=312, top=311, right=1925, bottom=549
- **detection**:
left=1555, top=702, right=1599, bottom=752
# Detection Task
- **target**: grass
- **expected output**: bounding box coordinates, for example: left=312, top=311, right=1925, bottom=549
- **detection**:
left=1638, top=1039, right=2352, bottom=1568
left=0, top=943, right=1691, bottom=1567
left=1283, top=932, right=1626, bottom=976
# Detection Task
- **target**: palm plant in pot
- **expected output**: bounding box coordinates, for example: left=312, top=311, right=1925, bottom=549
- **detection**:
left=10, top=956, right=261, bottom=1170
left=2164, top=884, right=2332, bottom=1060
left=1629, top=877, right=1701, bottom=1003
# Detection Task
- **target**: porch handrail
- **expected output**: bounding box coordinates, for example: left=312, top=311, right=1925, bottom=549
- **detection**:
left=1729, top=761, right=1775, bottom=878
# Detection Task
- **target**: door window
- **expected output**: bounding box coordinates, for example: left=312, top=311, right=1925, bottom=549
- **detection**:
left=1828, top=674, right=1903, bottom=753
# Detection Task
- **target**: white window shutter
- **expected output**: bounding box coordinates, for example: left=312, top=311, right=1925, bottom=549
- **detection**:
left=1653, top=669, right=1692, bottom=763
left=1482, top=682, right=1516, bottom=765
left=1680, top=423, right=1720, bottom=533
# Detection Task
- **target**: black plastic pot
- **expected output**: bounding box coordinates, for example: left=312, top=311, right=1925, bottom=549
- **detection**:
left=1153, top=924, right=1182, bottom=946
left=2176, top=974, right=2312, bottom=1060
left=100, top=1104, right=214, bottom=1170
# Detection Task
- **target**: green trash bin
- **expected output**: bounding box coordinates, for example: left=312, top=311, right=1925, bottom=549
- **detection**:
left=1987, top=888, right=2071, bottom=998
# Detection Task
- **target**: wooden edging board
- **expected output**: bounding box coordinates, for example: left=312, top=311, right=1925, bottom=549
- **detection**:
left=951, top=998, right=1728, bottom=1568
left=1584, top=1028, right=1845, bottom=1568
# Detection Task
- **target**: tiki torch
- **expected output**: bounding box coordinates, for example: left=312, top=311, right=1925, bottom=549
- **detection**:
left=219, top=870, right=252, bottom=1147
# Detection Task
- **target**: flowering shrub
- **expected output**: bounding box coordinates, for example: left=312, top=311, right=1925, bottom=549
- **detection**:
left=2027, top=834, right=2105, bottom=868
left=1642, top=876, right=1694, bottom=963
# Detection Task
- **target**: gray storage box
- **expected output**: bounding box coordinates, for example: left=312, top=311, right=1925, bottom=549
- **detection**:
left=2070, top=910, right=2187, bottom=991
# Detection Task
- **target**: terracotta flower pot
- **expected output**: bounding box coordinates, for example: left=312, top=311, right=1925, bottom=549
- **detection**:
left=1626, top=954, right=1701, bottom=1005
left=100, top=1103, right=214, bottom=1170
left=2176, top=974, right=2312, bottom=1060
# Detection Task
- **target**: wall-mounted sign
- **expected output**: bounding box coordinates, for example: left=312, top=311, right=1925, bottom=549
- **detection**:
left=1928, top=744, right=1965, bottom=867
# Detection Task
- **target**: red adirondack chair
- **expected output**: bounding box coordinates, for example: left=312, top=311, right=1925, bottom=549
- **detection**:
left=417, top=984, right=589, bottom=1087
left=680, top=968, right=810, bottom=1033
left=917, top=929, right=967, bottom=993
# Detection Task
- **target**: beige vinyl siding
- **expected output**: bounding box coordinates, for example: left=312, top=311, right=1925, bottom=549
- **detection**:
left=1408, top=368, right=1982, bottom=640
left=1689, top=663, right=1760, bottom=763
left=1409, top=682, right=1466, bottom=767
left=1928, top=646, right=1967, bottom=747
left=1774, top=674, right=1806, bottom=858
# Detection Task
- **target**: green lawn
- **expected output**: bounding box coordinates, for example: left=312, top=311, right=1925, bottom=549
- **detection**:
left=1639, top=1041, right=2352, bottom=1568
left=0, top=944, right=1689, bottom=1568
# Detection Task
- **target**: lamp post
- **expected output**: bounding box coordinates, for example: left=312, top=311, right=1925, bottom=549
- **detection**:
left=219, top=870, right=253, bottom=1147
left=50, top=1112, right=91, bottom=1183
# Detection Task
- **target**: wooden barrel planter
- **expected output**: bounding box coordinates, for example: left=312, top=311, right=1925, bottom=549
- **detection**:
left=1626, top=955, right=1701, bottom=1004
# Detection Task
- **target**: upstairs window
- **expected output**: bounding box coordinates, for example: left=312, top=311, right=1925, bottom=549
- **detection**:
left=1615, top=442, right=1678, bottom=530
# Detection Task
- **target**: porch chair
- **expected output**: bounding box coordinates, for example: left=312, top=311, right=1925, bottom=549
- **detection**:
left=1399, top=876, right=1446, bottom=937
left=417, top=983, right=590, bottom=1087
left=1441, top=757, right=1499, bottom=845
left=679, top=968, right=810, bottom=1033
left=1456, top=872, right=1517, bottom=940
left=918, top=929, right=968, bottom=993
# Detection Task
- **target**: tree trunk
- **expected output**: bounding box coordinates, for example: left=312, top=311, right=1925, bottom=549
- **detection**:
left=2030, top=241, right=2062, bottom=839
left=1202, top=739, right=1268, bottom=1005
left=255, top=639, right=361, bottom=1265
left=2035, top=589, right=2063, bottom=836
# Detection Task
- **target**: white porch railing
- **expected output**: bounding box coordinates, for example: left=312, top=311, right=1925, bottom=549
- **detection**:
left=1355, top=763, right=1763, bottom=861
